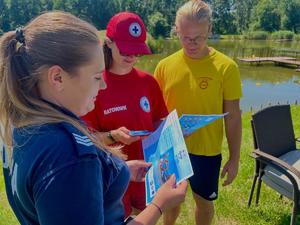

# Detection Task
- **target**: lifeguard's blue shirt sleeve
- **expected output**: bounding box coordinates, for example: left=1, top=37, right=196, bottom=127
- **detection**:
left=23, top=125, right=106, bottom=225
left=3, top=106, right=129, bottom=225
left=2, top=146, right=27, bottom=224
left=9, top=124, right=109, bottom=225
left=35, top=158, right=104, bottom=225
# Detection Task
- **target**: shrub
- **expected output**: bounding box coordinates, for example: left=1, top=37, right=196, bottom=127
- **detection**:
left=294, top=34, right=300, bottom=41
left=244, top=31, right=269, bottom=40
left=147, top=12, right=170, bottom=39
left=147, top=36, right=165, bottom=54
left=270, top=30, right=294, bottom=40
left=219, top=35, right=244, bottom=40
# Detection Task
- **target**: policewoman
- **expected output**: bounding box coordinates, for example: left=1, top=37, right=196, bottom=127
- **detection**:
left=0, top=11, right=187, bottom=225
left=82, top=12, right=169, bottom=220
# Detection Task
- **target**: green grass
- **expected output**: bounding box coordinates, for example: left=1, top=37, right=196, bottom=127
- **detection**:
left=0, top=165, right=18, bottom=225
left=98, top=30, right=106, bottom=41
left=1, top=105, right=300, bottom=225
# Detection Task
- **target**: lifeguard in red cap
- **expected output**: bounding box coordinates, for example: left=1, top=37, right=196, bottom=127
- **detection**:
left=82, top=12, right=169, bottom=220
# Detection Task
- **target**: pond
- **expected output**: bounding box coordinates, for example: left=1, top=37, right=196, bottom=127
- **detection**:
left=136, top=40, right=300, bottom=112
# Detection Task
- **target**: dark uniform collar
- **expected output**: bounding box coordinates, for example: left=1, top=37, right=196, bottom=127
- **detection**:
left=41, top=99, right=80, bottom=120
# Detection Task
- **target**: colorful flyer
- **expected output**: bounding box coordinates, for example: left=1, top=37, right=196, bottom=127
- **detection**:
left=129, top=130, right=151, bottom=136
left=179, top=113, right=228, bottom=136
left=142, top=110, right=194, bottom=205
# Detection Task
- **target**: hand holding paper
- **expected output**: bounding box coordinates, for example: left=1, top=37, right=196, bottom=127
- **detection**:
left=141, top=111, right=228, bottom=204
left=142, top=110, right=193, bottom=204
left=111, top=126, right=140, bottom=145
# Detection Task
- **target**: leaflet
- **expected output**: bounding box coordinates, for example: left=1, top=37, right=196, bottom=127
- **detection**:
left=129, top=130, right=151, bottom=136
left=179, top=113, right=228, bottom=136
left=130, top=113, right=228, bottom=138
left=142, top=110, right=193, bottom=205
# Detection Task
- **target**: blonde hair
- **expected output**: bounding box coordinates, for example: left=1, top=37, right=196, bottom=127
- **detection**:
left=0, top=11, right=124, bottom=158
left=175, top=0, right=212, bottom=26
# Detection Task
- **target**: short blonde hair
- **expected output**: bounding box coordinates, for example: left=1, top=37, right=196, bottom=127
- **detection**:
left=175, top=0, right=212, bottom=26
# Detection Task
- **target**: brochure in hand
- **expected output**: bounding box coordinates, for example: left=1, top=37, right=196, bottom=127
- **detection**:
left=179, top=113, right=228, bottom=136
left=129, top=130, right=151, bottom=136
left=131, top=113, right=228, bottom=139
left=142, top=110, right=194, bottom=205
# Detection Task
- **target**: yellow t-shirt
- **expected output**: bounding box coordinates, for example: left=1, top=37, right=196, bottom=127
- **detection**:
left=154, top=48, right=242, bottom=156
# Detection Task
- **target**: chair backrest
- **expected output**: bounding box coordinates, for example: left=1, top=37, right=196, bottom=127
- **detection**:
left=251, top=104, right=296, bottom=157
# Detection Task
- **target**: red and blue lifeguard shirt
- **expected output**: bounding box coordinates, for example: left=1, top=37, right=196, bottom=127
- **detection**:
left=82, top=68, right=168, bottom=161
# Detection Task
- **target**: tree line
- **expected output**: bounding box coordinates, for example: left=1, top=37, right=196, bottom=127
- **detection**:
left=1, top=0, right=300, bottom=38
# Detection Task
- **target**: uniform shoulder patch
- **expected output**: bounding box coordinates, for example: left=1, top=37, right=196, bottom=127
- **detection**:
left=60, top=122, right=98, bottom=157
left=2, top=146, right=9, bottom=169
left=72, top=133, right=93, bottom=147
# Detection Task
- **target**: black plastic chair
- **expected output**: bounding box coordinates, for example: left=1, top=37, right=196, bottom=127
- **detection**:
left=248, top=104, right=300, bottom=225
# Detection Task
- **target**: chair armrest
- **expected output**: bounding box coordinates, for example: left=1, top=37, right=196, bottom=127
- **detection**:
left=296, top=137, right=300, bottom=142
left=253, top=149, right=300, bottom=180
left=250, top=152, right=259, bottom=159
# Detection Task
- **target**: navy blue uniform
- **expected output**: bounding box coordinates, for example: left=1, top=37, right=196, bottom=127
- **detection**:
left=2, top=105, right=130, bottom=225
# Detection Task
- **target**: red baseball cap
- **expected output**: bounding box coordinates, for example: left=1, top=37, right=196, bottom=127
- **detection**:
left=106, top=12, right=151, bottom=55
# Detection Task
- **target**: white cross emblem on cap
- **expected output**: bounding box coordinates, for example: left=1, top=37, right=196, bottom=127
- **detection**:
left=129, top=22, right=142, bottom=37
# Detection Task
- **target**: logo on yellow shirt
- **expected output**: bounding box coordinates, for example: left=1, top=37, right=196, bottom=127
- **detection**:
left=198, top=77, right=212, bottom=89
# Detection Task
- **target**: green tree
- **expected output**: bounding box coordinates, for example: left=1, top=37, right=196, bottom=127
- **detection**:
left=9, top=0, right=25, bottom=27
left=152, top=0, right=185, bottom=27
left=211, top=0, right=236, bottom=34
left=7, top=0, right=300, bottom=36
left=28, top=0, right=42, bottom=19
left=86, top=0, right=118, bottom=29
left=68, top=0, right=88, bottom=18
left=250, top=0, right=281, bottom=32
left=41, top=0, right=54, bottom=11
left=53, top=0, right=71, bottom=11
left=233, top=0, right=258, bottom=33
left=120, top=0, right=185, bottom=30
left=121, top=0, right=150, bottom=22
left=148, top=11, right=170, bottom=38
left=9, top=0, right=42, bottom=28
left=280, top=0, right=300, bottom=33
left=0, top=0, right=10, bottom=31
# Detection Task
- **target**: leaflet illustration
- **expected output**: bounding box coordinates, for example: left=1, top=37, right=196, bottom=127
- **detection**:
left=129, top=130, right=151, bottom=136
left=179, top=113, right=228, bottom=136
left=142, top=110, right=194, bottom=205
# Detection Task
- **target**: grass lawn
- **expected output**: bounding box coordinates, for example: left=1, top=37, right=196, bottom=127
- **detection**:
left=0, top=105, right=300, bottom=225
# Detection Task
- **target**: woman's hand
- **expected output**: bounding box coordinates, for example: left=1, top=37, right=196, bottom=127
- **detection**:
left=152, top=175, right=187, bottom=212
left=111, top=127, right=140, bottom=145
left=126, top=160, right=151, bottom=182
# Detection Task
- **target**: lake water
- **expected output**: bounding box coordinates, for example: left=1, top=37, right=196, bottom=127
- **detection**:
left=136, top=40, right=300, bottom=112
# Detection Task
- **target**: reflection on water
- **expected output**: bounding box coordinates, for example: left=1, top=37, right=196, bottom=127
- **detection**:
left=136, top=39, right=300, bottom=112
left=241, top=77, right=300, bottom=112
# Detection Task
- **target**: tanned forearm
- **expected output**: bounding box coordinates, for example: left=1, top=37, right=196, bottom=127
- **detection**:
left=224, top=100, right=242, bottom=162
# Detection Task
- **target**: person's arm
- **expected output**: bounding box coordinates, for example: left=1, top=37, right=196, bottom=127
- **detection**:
left=128, top=175, right=187, bottom=225
left=82, top=107, right=140, bottom=146
left=94, top=126, right=141, bottom=145
left=221, top=99, right=242, bottom=186
left=34, top=158, right=105, bottom=225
